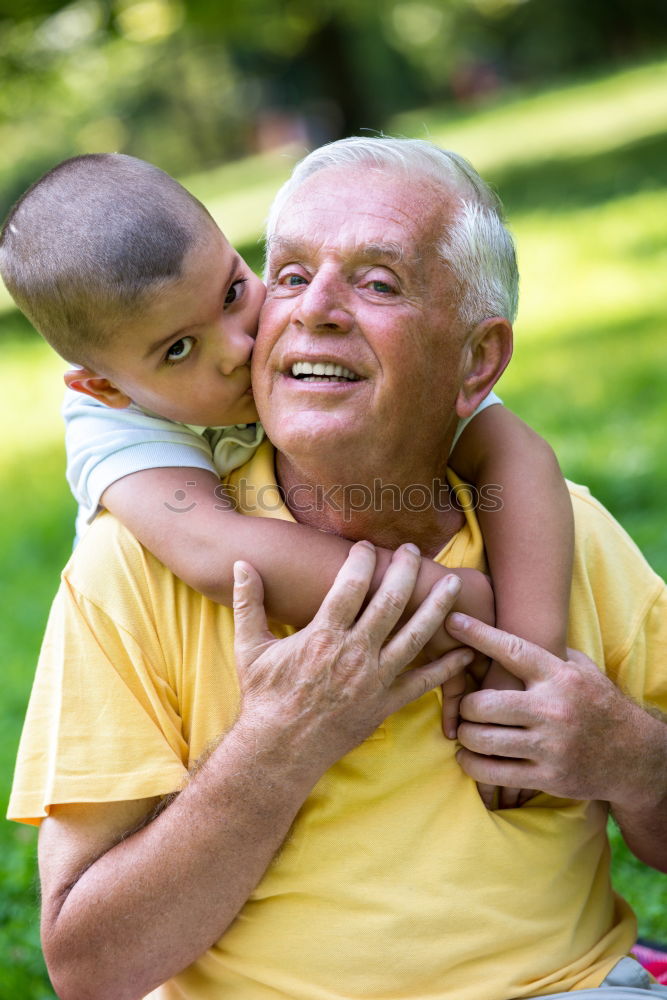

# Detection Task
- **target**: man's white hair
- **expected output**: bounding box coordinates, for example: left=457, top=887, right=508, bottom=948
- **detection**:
left=266, top=136, right=519, bottom=327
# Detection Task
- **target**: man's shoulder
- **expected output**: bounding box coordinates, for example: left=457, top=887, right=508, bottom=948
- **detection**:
left=566, top=480, right=666, bottom=676
left=567, top=479, right=661, bottom=582
left=65, top=513, right=190, bottom=614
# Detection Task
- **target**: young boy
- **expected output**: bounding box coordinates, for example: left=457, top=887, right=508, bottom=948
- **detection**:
left=0, top=153, right=572, bottom=806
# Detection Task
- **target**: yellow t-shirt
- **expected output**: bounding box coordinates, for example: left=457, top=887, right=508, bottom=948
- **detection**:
left=8, top=442, right=667, bottom=1000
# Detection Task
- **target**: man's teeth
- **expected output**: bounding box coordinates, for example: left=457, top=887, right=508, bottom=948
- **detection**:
left=291, top=361, right=360, bottom=381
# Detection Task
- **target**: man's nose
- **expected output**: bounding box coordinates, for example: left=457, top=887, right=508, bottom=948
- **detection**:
left=217, top=326, right=254, bottom=375
left=293, top=272, right=353, bottom=334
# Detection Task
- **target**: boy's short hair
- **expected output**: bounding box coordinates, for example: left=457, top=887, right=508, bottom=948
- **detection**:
left=0, top=154, right=216, bottom=366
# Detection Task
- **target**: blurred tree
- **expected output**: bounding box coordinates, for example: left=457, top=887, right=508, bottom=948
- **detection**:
left=1, top=0, right=667, bottom=220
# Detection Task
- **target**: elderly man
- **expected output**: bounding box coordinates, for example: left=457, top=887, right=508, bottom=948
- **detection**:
left=9, top=137, right=667, bottom=1000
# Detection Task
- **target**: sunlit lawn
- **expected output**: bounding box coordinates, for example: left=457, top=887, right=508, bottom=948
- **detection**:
left=1, top=57, right=666, bottom=996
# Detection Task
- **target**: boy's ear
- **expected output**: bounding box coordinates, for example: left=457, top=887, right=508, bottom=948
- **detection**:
left=63, top=368, right=132, bottom=409
left=456, top=317, right=513, bottom=420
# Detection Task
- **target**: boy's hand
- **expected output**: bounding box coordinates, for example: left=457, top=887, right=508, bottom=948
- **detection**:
left=440, top=670, right=468, bottom=741
left=474, top=661, right=538, bottom=810
left=410, top=562, right=494, bottom=740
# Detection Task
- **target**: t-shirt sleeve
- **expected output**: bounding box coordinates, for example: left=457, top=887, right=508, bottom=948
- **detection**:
left=7, top=567, right=189, bottom=825
left=611, top=585, right=667, bottom=715
left=450, top=390, right=503, bottom=451
left=567, top=484, right=667, bottom=715
left=63, top=389, right=217, bottom=533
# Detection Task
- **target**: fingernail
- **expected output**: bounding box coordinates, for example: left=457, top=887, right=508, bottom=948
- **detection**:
left=233, top=562, right=248, bottom=584
left=448, top=612, right=467, bottom=629
left=403, top=542, right=420, bottom=556
left=356, top=540, right=375, bottom=551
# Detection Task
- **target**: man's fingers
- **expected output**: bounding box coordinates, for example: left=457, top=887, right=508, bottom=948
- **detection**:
left=446, top=614, right=562, bottom=685
left=314, top=541, right=378, bottom=630
left=360, top=544, right=422, bottom=646
left=459, top=689, right=533, bottom=727
left=232, top=561, right=274, bottom=663
left=380, top=573, right=462, bottom=677
left=457, top=720, right=535, bottom=761
left=390, top=646, right=474, bottom=711
left=456, top=747, right=532, bottom=790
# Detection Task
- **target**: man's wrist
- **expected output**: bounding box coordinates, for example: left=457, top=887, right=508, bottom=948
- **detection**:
left=227, top=710, right=329, bottom=799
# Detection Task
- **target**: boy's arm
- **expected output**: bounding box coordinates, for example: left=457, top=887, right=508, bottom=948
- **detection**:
left=450, top=404, right=573, bottom=660
left=450, top=405, right=574, bottom=807
left=102, top=467, right=494, bottom=638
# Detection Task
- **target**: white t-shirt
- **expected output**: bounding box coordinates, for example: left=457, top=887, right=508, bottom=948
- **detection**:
left=63, top=389, right=265, bottom=540
left=451, top=389, right=501, bottom=448
left=64, top=388, right=501, bottom=540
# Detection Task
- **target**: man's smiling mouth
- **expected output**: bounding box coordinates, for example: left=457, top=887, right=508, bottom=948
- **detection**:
left=290, top=361, right=361, bottom=382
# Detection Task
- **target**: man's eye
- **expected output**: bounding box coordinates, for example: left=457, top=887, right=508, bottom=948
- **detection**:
left=277, top=271, right=308, bottom=287
left=224, top=278, right=248, bottom=307
left=165, top=336, right=194, bottom=364
left=365, top=278, right=397, bottom=295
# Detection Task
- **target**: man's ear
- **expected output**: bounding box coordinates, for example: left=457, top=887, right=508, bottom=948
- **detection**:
left=456, top=317, right=513, bottom=420
left=63, top=368, right=132, bottom=409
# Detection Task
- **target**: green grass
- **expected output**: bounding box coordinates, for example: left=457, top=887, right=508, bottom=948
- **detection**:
left=1, top=57, right=666, bottom=995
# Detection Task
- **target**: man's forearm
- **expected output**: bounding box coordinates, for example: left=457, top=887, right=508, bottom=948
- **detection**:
left=41, top=721, right=321, bottom=1000
left=608, top=704, right=667, bottom=873
left=41, top=544, right=472, bottom=1000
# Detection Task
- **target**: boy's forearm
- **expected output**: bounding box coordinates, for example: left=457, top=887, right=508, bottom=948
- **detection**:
left=478, top=462, right=573, bottom=657
left=103, top=467, right=493, bottom=633
left=104, top=468, right=343, bottom=625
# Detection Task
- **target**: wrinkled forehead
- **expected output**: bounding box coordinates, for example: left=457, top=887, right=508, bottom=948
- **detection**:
left=267, top=164, right=457, bottom=262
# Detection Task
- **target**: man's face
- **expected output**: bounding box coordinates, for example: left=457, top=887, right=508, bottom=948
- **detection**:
left=252, top=165, right=469, bottom=478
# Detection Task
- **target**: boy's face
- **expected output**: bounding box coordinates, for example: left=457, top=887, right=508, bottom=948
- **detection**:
left=74, top=225, right=265, bottom=427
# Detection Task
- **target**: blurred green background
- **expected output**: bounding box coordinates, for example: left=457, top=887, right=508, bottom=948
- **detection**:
left=1, top=1, right=667, bottom=995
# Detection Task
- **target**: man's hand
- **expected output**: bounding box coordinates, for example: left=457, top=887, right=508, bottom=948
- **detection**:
left=445, top=613, right=667, bottom=871
left=447, top=611, right=646, bottom=801
left=233, top=541, right=475, bottom=777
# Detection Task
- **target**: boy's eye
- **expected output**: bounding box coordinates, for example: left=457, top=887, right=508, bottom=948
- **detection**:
left=225, top=278, right=248, bottom=307
left=165, top=336, right=194, bottom=364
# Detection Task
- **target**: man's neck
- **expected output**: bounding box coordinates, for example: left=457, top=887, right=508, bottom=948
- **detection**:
left=276, top=452, right=465, bottom=557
